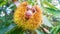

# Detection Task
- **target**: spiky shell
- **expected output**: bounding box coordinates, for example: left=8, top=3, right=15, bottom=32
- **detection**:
left=13, top=2, right=42, bottom=30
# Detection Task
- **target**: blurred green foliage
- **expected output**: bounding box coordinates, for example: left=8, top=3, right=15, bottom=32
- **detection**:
left=0, top=0, right=60, bottom=34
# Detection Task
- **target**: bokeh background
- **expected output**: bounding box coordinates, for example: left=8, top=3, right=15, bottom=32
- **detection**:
left=0, top=0, right=60, bottom=34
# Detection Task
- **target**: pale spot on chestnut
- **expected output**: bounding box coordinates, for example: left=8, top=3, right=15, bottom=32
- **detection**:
left=25, top=10, right=33, bottom=19
left=27, top=5, right=32, bottom=10
left=25, top=5, right=36, bottom=19
left=31, top=7, right=36, bottom=13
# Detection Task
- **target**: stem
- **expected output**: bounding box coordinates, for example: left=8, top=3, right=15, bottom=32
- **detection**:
left=40, top=26, right=50, bottom=34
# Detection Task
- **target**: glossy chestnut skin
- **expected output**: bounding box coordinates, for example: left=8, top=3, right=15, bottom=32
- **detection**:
left=25, top=5, right=36, bottom=19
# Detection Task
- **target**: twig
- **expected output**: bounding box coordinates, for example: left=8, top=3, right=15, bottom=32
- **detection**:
left=40, top=26, right=50, bottom=34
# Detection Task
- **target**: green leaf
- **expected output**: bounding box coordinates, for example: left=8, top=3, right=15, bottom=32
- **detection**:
left=0, top=23, right=15, bottom=34
left=50, top=25, right=60, bottom=34
left=35, top=29, right=45, bottom=34
left=42, top=1, right=58, bottom=10
left=42, top=15, right=53, bottom=27
left=0, top=1, right=7, bottom=7
left=6, top=27, right=24, bottom=34
left=44, top=8, right=60, bottom=17
left=44, top=8, right=60, bottom=25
